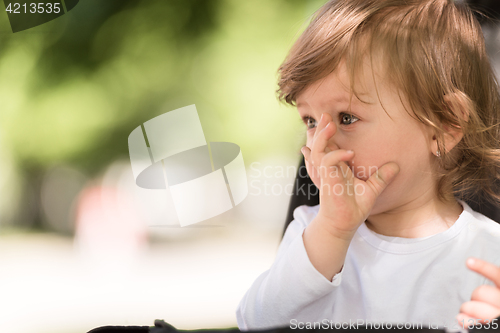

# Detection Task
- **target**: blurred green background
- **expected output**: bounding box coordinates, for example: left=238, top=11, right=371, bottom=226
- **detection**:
left=0, top=1, right=330, bottom=332
left=0, top=0, right=327, bottom=232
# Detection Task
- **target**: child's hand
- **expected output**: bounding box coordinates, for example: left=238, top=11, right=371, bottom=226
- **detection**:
left=301, top=112, right=400, bottom=238
left=456, top=257, right=500, bottom=327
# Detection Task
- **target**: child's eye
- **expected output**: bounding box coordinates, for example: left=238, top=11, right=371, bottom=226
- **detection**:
left=303, top=116, right=317, bottom=130
left=339, top=113, right=359, bottom=125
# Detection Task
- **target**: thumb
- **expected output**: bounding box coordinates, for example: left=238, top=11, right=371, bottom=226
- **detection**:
left=365, top=162, right=400, bottom=198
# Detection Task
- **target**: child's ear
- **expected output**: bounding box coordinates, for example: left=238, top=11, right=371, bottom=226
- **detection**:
left=443, top=93, right=470, bottom=123
left=432, top=93, right=468, bottom=156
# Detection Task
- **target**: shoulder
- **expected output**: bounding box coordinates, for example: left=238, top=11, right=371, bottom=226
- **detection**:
left=278, top=204, right=320, bottom=253
left=461, top=200, right=500, bottom=260
left=462, top=200, right=500, bottom=238
left=280, top=204, right=319, bottom=241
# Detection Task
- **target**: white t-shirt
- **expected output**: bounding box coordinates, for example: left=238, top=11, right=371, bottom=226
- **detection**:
left=236, top=200, right=500, bottom=330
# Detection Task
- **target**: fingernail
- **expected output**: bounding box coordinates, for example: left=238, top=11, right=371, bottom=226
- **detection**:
left=467, top=258, right=475, bottom=266
left=347, top=150, right=354, bottom=154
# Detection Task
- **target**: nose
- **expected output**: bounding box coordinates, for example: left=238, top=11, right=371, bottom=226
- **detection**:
left=305, top=117, right=341, bottom=151
left=325, top=120, right=340, bottom=151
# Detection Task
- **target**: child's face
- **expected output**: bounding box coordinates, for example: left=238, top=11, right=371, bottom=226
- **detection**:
left=296, top=58, right=437, bottom=215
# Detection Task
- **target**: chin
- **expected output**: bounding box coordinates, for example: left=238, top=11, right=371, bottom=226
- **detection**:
left=367, top=200, right=384, bottom=217
left=367, top=187, right=399, bottom=217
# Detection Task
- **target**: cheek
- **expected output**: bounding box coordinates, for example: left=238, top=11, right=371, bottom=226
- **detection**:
left=350, top=136, right=408, bottom=181
left=350, top=132, right=430, bottom=183
left=350, top=153, right=389, bottom=181
left=350, top=165, right=377, bottom=181
left=345, top=138, right=393, bottom=181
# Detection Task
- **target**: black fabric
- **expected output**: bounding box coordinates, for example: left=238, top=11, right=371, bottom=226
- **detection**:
left=87, top=326, right=149, bottom=333
left=282, top=156, right=319, bottom=238
left=467, top=0, right=500, bottom=24
left=149, top=319, right=240, bottom=333
left=85, top=317, right=500, bottom=332
left=463, top=183, right=500, bottom=224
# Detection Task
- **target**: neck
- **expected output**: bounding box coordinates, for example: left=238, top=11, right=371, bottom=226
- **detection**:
left=365, top=195, right=463, bottom=238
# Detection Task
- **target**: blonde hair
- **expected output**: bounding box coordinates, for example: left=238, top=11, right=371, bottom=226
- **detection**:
left=277, top=0, right=500, bottom=205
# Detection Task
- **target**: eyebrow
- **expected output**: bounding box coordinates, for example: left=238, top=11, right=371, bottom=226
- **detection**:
left=297, top=92, right=354, bottom=108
